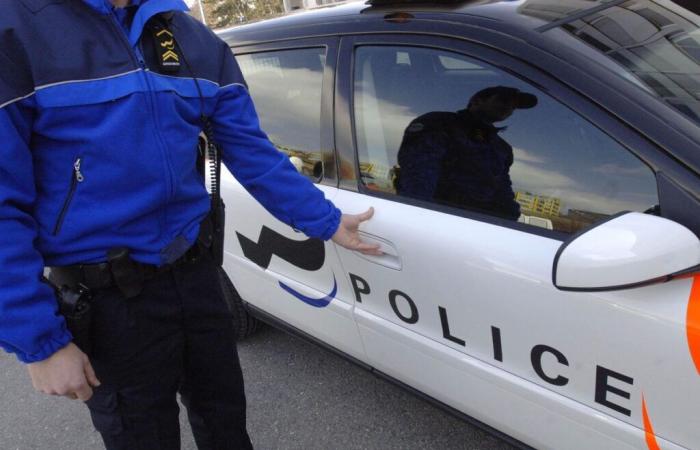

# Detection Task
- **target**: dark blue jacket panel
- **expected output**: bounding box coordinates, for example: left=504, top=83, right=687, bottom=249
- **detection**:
left=0, top=0, right=341, bottom=363
left=397, top=110, right=520, bottom=220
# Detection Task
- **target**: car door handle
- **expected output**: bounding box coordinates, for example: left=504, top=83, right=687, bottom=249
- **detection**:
left=354, top=232, right=402, bottom=271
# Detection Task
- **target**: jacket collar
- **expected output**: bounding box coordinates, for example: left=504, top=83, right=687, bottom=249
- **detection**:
left=457, top=109, right=507, bottom=135
left=82, top=0, right=190, bottom=47
left=82, top=0, right=112, bottom=14
left=128, top=0, right=189, bottom=46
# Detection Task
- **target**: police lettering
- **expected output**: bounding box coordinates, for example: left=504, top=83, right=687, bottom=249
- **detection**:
left=595, top=366, right=633, bottom=416
left=349, top=274, right=370, bottom=303
left=439, top=306, right=465, bottom=346
left=389, top=290, right=419, bottom=324
left=491, top=326, right=503, bottom=362
left=531, top=344, right=569, bottom=386
left=349, top=273, right=635, bottom=416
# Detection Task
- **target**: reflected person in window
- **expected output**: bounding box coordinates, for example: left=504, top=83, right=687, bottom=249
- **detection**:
left=396, top=86, right=537, bottom=220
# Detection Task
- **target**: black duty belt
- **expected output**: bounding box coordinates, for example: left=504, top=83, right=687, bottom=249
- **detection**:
left=47, top=242, right=205, bottom=293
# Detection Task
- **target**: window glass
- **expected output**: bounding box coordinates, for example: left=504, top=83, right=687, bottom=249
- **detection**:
left=353, top=46, right=659, bottom=233
left=237, top=48, right=326, bottom=181
left=519, top=0, right=700, bottom=127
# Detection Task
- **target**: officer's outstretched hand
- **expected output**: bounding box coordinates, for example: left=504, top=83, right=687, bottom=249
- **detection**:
left=332, top=207, right=383, bottom=256
left=27, top=342, right=101, bottom=401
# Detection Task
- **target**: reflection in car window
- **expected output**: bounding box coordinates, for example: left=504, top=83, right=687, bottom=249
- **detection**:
left=237, top=48, right=326, bottom=181
left=353, top=46, right=659, bottom=233
left=519, top=0, right=700, bottom=127
left=396, top=86, right=538, bottom=221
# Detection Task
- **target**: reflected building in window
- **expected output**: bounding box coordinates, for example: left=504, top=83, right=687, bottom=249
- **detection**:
left=275, top=144, right=323, bottom=180
left=519, top=0, right=700, bottom=123
left=358, top=162, right=395, bottom=192
left=515, top=191, right=562, bottom=218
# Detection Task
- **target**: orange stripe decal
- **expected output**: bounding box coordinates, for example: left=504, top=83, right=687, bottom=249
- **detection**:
left=687, top=275, right=700, bottom=375
left=642, top=395, right=661, bottom=450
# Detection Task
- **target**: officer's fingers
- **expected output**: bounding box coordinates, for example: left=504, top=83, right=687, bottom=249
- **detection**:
left=74, top=383, right=93, bottom=402
left=355, top=207, right=374, bottom=223
left=27, top=365, right=47, bottom=392
left=28, top=373, right=40, bottom=392
left=341, top=208, right=374, bottom=232
left=64, top=393, right=78, bottom=400
left=354, top=241, right=382, bottom=256
left=83, top=358, right=101, bottom=388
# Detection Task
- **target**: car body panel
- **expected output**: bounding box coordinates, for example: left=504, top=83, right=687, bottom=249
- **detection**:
left=218, top=1, right=700, bottom=448
left=221, top=172, right=368, bottom=361
left=354, top=308, right=687, bottom=450
left=330, top=188, right=700, bottom=449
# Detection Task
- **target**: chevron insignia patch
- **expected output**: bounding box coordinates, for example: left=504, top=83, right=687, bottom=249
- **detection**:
left=151, top=24, right=181, bottom=73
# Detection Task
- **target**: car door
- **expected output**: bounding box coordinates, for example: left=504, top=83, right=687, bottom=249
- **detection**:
left=221, top=38, right=366, bottom=361
left=331, top=33, right=699, bottom=450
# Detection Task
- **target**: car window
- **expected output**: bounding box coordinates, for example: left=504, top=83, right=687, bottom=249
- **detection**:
left=519, top=0, right=700, bottom=129
left=353, top=45, right=659, bottom=233
left=237, top=48, right=326, bottom=181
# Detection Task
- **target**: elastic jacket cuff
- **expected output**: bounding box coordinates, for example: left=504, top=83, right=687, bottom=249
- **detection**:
left=17, top=326, right=73, bottom=364
left=318, top=205, right=342, bottom=241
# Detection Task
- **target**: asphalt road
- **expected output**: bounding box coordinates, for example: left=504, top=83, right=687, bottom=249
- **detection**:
left=0, top=325, right=515, bottom=450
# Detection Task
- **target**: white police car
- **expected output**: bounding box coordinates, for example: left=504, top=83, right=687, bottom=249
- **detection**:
left=217, top=1, right=700, bottom=448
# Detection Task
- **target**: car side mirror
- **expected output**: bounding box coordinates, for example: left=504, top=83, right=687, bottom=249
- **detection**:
left=553, top=212, right=700, bottom=291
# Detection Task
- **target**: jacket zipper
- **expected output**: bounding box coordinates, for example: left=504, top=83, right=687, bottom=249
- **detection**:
left=137, top=38, right=176, bottom=201
left=53, top=158, right=84, bottom=236
left=107, top=14, right=176, bottom=202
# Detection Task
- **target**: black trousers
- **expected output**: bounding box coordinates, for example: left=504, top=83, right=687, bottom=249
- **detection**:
left=83, top=255, right=253, bottom=450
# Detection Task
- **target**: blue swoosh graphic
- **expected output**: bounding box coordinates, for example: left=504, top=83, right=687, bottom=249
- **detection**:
left=279, top=275, right=337, bottom=308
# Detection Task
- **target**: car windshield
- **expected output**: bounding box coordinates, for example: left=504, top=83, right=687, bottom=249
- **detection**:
left=520, top=0, right=700, bottom=128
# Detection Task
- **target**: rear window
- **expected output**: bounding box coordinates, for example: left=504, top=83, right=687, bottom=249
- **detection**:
left=237, top=47, right=326, bottom=181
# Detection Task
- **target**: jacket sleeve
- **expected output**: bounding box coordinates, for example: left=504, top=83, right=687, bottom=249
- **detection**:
left=210, top=44, right=341, bottom=241
left=0, top=100, right=72, bottom=363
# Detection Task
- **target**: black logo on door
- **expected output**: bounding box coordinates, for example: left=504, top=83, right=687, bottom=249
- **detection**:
left=236, top=226, right=325, bottom=271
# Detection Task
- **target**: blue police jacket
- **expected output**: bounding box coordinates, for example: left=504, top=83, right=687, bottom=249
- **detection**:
left=0, top=0, right=341, bottom=363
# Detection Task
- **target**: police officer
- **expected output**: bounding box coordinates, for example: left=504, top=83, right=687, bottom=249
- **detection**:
left=396, top=86, right=538, bottom=220
left=0, top=0, right=380, bottom=448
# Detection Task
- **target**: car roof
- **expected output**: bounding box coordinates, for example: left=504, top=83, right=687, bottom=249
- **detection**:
left=217, top=0, right=547, bottom=41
